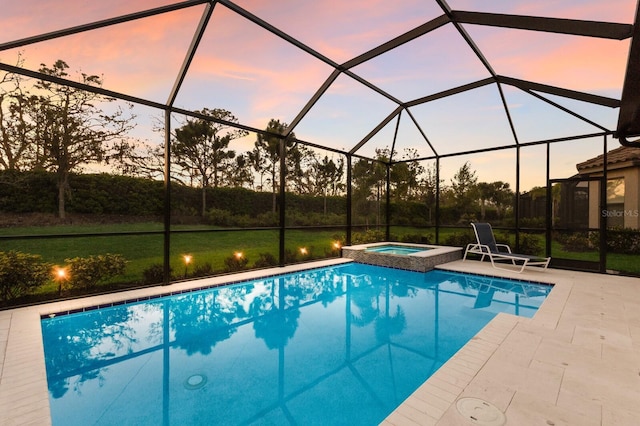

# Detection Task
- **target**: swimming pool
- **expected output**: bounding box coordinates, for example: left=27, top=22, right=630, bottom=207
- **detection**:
left=41, top=263, right=551, bottom=425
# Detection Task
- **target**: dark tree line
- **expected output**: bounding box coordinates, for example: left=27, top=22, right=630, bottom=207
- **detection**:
left=1, top=57, right=513, bottom=224
left=0, top=57, right=134, bottom=219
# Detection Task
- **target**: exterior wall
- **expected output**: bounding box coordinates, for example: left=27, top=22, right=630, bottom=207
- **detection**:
left=585, top=168, right=640, bottom=230
left=624, top=168, right=640, bottom=229
left=588, top=180, right=600, bottom=229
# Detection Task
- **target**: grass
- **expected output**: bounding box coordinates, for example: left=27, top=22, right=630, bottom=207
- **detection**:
left=2, top=222, right=638, bottom=307
left=0, top=223, right=344, bottom=305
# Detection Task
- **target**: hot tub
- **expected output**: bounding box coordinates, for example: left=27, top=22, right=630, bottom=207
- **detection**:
left=342, top=242, right=462, bottom=272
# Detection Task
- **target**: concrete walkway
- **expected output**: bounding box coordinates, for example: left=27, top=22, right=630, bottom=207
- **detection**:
left=383, top=260, right=640, bottom=426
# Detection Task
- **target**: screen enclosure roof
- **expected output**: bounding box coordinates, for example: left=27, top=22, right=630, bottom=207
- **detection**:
left=1, top=0, right=639, bottom=162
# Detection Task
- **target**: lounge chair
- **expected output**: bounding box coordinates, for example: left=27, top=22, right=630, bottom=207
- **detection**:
left=463, top=222, right=551, bottom=273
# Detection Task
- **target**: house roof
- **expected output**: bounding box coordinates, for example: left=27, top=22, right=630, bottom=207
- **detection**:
left=576, top=145, right=640, bottom=172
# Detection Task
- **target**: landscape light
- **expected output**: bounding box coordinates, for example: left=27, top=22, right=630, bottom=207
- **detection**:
left=54, top=266, right=67, bottom=280
left=299, top=247, right=308, bottom=255
left=183, top=254, right=192, bottom=278
left=234, top=251, right=243, bottom=259
left=53, top=266, right=68, bottom=295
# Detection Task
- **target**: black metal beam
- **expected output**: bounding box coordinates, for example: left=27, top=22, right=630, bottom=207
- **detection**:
left=167, top=2, right=216, bottom=107
left=346, top=155, right=352, bottom=246
left=349, top=106, right=403, bottom=155
left=278, top=138, right=286, bottom=266
left=616, top=0, right=640, bottom=145
left=405, top=77, right=495, bottom=107
left=522, top=88, right=610, bottom=132
left=435, top=0, right=498, bottom=77
left=498, top=75, right=620, bottom=108
left=341, top=14, right=450, bottom=70
left=452, top=10, right=633, bottom=40
left=496, top=81, right=521, bottom=146
left=404, top=108, right=438, bottom=157
left=0, top=0, right=208, bottom=52
left=285, top=69, right=342, bottom=137
left=163, top=109, right=172, bottom=285
left=392, top=130, right=613, bottom=164
left=389, top=112, right=402, bottom=162
left=217, top=0, right=339, bottom=69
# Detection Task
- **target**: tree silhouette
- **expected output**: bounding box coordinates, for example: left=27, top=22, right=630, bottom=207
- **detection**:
left=253, top=119, right=296, bottom=212
left=31, top=60, right=135, bottom=219
left=172, top=108, right=247, bottom=217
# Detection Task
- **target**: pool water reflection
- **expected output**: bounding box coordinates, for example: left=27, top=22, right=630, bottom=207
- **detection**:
left=41, top=263, right=551, bottom=425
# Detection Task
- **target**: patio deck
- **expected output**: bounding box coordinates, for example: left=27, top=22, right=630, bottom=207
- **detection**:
left=1, top=258, right=639, bottom=425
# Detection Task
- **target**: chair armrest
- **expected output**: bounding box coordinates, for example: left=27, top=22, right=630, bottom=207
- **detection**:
left=472, top=243, right=492, bottom=254
left=496, top=243, right=512, bottom=253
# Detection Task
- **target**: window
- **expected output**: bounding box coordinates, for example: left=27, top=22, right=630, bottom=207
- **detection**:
left=606, top=178, right=625, bottom=228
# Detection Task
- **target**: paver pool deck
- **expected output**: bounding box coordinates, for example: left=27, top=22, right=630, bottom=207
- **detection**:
left=1, top=258, right=639, bottom=425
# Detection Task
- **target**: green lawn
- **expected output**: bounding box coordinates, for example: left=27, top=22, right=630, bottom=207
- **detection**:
left=0, top=223, right=344, bottom=305
left=2, top=222, right=638, bottom=307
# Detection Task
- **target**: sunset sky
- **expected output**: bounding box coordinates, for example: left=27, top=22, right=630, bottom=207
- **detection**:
left=0, top=0, right=637, bottom=190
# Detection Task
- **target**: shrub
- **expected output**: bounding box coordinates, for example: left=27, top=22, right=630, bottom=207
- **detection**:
left=65, top=254, right=127, bottom=290
left=443, top=231, right=475, bottom=248
left=205, top=208, right=233, bottom=226
left=284, top=248, right=298, bottom=263
left=352, top=229, right=386, bottom=244
left=142, top=263, right=167, bottom=285
left=400, top=233, right=433, bottom=244
left=223, top=253, right=249, bottom=272
left=254, top=253, right=278, bottom=268
left=191, top=262, right=215, bottom=278
left=0, top=251, right=50, bottom=302
left=600, top=228, right=640, bottom=254
left=557, top=232, right=591, bottom=252
left=518, top=233, right=543, bottom=255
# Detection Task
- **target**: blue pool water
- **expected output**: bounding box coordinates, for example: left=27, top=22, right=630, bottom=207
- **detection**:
left=365, top=245, right=428, bottom=255
left=41, top=263, right=551, bottom=426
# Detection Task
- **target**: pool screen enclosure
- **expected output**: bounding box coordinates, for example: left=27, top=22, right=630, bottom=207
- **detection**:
left=1, top=0, right=640, bottom=281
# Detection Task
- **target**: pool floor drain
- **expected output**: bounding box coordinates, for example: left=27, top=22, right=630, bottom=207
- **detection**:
left=456, top=397, right=506, bottom=426
left=184, top=373, right=208, bottom=390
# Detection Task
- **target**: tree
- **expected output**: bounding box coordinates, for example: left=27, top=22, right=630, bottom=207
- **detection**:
left=351, top=149, right=388, bottom=226
left=171, top=108, right=247, bottom=217
left=285, top=143, right=315, bottom=194
left=108, top=139, right=164, bottom=180
left=416, top=161, right=442, bottom=223
left=32, top=60, right=135, bottom=219
left=226, top=153, right=254, bottom=188
left=254, top=119, right=296, bottom=212
left=477, top=181, right=514, bottom=219
left=312, top=155, right=344, bottom=196
left=390, top=148, right=424, bottom=201
left=311, top=154, right=345, bottom=214
left=0, top=55, right=38, bottom=171
left=247, top=145, right=267, bottom=190
left=450, top=161, right=478, bottom=210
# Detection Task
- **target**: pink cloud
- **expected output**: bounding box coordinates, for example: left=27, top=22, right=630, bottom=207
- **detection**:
left=2, top=4, right=207, bottom=101
left=464, top=24, right=629, bottom=95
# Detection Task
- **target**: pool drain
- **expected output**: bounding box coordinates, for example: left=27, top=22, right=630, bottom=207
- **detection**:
left=184, top=373, right=208, bottom=390
left=455, top=397, right=506, bottom=426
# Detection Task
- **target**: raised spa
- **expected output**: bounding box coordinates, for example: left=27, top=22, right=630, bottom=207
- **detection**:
left=342, top=242, right=463, bottom=272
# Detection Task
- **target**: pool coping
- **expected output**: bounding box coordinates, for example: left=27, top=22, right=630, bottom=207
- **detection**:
left=2, top=258, right=639, bottom=425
